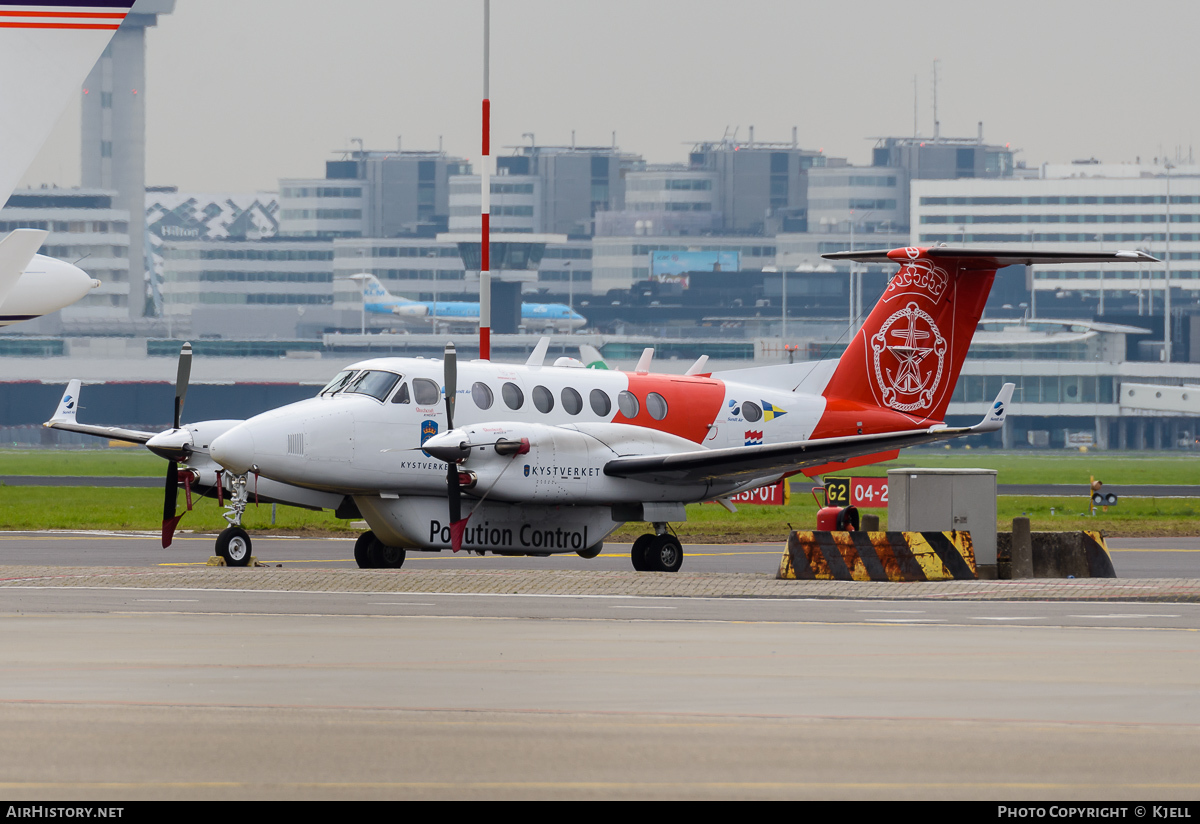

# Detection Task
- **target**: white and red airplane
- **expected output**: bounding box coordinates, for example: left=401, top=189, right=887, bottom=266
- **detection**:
left=45, top=246, right=1156, bottom=571
left=0, top=2, right=133, bottom=325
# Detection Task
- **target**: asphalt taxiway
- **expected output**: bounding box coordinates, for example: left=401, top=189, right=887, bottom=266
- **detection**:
left=1, top=531, right=1198, bottom=800
left=1, top=531, right=1198, bottom=576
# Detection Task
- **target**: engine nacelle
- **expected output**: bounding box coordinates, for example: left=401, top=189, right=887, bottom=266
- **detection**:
left=445, top=421, right=608, bottom=503
left=435, top=421, right=719, bottom=505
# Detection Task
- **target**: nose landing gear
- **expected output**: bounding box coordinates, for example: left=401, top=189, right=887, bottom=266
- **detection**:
left=214, top=472, right=254, bottom=567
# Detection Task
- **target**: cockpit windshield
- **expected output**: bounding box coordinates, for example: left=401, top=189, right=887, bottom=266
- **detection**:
left=344, top=370, right=402, bottom=402
left=319, top=370, right=356, bottom=397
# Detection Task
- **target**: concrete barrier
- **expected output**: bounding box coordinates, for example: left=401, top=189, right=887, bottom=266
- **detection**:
left=779, top=531, right=977, bottom=582
left=996, top=530, right=1115, bottom=579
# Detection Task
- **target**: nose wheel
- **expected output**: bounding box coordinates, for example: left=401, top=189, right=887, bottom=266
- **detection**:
left=216, top=526, right=253, bottom=567
left=214, top=473, right=254, bottom=566
left=630, top=531, right=683, bottom=572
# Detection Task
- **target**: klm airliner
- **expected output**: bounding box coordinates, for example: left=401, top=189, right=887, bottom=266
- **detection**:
left=347, top=273, right=587, bottom=333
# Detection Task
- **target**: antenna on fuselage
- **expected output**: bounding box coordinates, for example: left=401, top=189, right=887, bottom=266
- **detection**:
left=635, top=348, right=654, bottom=374
left=685, top=354, right=709, bottom=376
left=525, top=336, right=550, bottom=368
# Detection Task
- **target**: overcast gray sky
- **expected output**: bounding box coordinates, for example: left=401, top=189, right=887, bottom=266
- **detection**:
left=21, top=0, right=1200, bottom=192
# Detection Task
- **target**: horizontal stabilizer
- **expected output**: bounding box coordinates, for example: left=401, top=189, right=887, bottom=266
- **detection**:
left=823, top=247, right=1159, bottom=267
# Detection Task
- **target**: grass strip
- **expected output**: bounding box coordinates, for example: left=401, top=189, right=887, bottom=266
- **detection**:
left=1, top=486, right=1197, bottom=541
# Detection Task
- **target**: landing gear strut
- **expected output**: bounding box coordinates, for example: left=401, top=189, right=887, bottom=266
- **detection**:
left=215, top=472, right=253, bottom=566
left=630, top=525, right=683, bottom=573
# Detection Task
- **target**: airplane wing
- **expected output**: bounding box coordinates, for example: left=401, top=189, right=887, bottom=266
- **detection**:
left=42, top=379, right=158, bottom=444
left=604, top=384, right=1013, bottom=485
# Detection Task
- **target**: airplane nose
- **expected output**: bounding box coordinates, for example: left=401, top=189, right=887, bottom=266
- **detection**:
left=210, top=425, right=256, bottom=474
left=50, top=258, right=99, bottom=304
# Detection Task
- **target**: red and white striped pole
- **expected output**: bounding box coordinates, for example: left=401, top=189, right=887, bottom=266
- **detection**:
left=479, top=0, right=491, bottom=360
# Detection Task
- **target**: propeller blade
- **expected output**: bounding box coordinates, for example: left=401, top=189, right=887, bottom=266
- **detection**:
left=443, top=341, right=457, bottom=430
left=447, top=463, right=462, bottom=526
left=174, top=341, right=192, bottom=429
left=162, top=460, right=182, bottom=548
left=443, top=342, right=463, bottom=530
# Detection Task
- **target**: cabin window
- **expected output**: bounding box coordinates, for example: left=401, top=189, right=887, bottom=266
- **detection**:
left=590, top=388, right=611, bottom=416
left=319, top=370, right=355, bottom=396
left=472, top=382, right=493, bottom=410
left=646, top=392, right=668, bottom=421
left=412, top=378, right=441, bottom=406
left=618, top=390, right=640, bottom=418
left=742, top=401, right=762, bottom=423
left=533, top=385, right=554, bottom=413
left=346, top=370, right=400, bottom=402
left=502, top=382, right=524, bottom=410
left=561, top=387, right=583, bottom=415
left=391, top=382, right=411, bottom=404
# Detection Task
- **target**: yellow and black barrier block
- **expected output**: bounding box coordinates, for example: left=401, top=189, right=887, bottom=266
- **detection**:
left=779, top=531, right=977, bottom=582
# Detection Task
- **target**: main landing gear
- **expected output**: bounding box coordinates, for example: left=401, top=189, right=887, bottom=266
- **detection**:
left=355, top=530, right=406, bottom=569
left=215, top=472, right=253, bottom=567
left=630, top=525, right=683, bottom=573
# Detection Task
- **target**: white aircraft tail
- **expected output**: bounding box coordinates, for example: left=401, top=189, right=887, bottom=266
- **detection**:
left=0, top=228, right=47, bottom=307
left=578, top=344, right=609, bottom=370
left=49, top=378, right=83, bottom=424
left=348, top=272, right=420, bottom=305
left=0, top=3, right=134, bottom=203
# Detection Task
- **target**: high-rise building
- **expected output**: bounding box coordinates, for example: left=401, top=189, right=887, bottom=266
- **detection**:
left=279, top=148, right=471, bottom=240
left=687, top=136, right=826, bottom=235
left=447, top=174, right=541, bottom=233
left=496, top=144, right=640, bottom=237
left=805, top=167, right=906, bottom=235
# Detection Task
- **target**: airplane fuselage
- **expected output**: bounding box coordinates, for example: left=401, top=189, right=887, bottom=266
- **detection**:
left=206, top=354, right=947, bottom=552
left=207, top=357, right=827, bottom=549
left=212, top=356, right=819, bottom=493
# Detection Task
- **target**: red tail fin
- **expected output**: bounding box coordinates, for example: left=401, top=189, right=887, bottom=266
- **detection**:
left=820, top=247, right=995, bottom=429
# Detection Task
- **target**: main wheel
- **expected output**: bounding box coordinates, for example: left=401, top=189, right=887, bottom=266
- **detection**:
left=368, top=538, right=406, bottom=569
left=216, top=526, right=252, bottom=567
left=354, top=531, right=377, bottom=569
left=630, top=534, right=655, bottom=571
left=577, top=542, right=603, bottom=560
left=644, top=534, right=683, bottom=573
